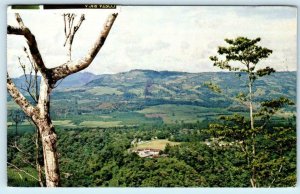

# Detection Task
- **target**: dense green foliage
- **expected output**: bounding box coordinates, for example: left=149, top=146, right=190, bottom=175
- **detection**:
left=8, top=116, right=296, bottom=187
left=7, top=69, right=296, bottom=187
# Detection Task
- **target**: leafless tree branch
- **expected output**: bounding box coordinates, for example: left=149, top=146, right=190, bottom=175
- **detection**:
left=52, top=13, right=118, bottom=81
left=7, top=73, right=35, bottom=117
left=63, top=13, right=85, bottom=61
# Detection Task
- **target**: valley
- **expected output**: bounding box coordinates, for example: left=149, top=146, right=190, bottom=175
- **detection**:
left=7, top=70, right=297, bottom=187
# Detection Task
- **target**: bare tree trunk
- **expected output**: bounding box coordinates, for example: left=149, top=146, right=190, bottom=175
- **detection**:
left=7, top=12, right=118, bottom=187
left=35, top=78, right=60, bottom=187
left=248, top=80, right=254, bottom=130
left=39, top=119, right=59, bottom=187
left=35, top=126, right=44, bottom=187
left=248, top=76, right=256, bottom=188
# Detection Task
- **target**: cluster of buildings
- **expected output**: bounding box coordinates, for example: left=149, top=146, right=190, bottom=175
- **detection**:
left=133, top=148, right=161, bottom=158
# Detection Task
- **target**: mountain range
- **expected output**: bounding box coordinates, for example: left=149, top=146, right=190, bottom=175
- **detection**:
left=11, top=69, right=296, bottom=111
left=8, top=69, right=296, bottom=126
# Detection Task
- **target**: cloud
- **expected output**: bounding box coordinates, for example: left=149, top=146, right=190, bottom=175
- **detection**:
left=7, top=6, right=297, bottom=77
left=233, top=6, right=297, bottom=20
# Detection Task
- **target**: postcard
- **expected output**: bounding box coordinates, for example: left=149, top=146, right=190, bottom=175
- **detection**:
left=6, top=5, right=297, bottom=187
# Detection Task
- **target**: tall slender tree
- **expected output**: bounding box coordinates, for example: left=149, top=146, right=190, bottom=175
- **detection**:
left=210, top=37, right=274, bottom=130
left=209, top=37, right=275, bottom=187
left=7, top=12, right=118, bottom=187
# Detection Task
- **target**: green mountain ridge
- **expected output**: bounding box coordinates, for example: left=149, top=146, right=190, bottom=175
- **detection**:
left=9, top=70, right=296, bottom=126
left=47, top=70, right=296, bottom=116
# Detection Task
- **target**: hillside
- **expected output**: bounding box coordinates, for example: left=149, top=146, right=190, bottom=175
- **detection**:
left=7, top=70, right=297, bottom=187
left=53, top=70, right=296, bottom=109
left=12, top=71, right=99, bottom=89
left=8, top=70, right=296, bottom=128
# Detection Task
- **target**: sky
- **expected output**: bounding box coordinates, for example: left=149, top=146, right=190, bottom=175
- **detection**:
left=7, top=6, right=297, bottom=77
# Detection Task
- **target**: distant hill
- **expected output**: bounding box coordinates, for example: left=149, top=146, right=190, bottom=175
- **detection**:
left=56, top=72, right=99, bottom=88
left=10, top=70, right=296, bottom=114
left=84, top=70, right=296, bottom=101
left=12, top=72, right=99, bottom=89
left=7, top=69, right=296, bottom=128
left=50, top=70, right=296, bottom=113
left=85, top=69, right=186, bottom=87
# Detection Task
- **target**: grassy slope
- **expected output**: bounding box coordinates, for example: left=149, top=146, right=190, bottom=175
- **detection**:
left=132, top=139, right=181, bottom=150
left=7, top=71, right=296, bottom=133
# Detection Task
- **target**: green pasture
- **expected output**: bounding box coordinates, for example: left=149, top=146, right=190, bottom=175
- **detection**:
left=138, top=104, right=229, bottom=124
left=132, top=139, right=181, bottom=150
left=87, top=86, right=123, bottom=95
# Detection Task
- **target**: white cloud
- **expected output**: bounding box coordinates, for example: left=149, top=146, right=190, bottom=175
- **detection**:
left=7, top=6, right=297, bottom=77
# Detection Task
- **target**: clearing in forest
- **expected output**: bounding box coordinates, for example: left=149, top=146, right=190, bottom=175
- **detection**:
left=133, top=139, right=181, bottom=150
